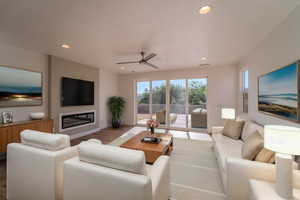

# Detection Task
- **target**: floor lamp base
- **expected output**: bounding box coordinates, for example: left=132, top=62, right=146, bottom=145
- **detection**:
left=276, top=153, right=293, bottom=199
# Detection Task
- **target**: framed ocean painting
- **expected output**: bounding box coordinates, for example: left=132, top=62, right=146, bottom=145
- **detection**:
left=258, top=61, right=299, bottom=122
left=0, top=66, right=42, bottom=107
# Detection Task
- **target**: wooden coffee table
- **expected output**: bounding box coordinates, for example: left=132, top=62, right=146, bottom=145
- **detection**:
left=120, top=131, right=173, bottom=164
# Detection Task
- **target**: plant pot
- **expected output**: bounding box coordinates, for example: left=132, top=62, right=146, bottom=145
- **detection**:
left=112, top=119, right=121, bottom=128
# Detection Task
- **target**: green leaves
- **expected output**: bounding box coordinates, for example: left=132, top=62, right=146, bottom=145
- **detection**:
left=107, top=96, right=126, bottom=120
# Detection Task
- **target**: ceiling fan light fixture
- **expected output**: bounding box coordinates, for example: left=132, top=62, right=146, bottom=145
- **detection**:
left=120, top=66, right=125, bottom=70
left=201, top=57, right=207, bottom=61
left=116, top=52, right=159, bottom=69
left=199, top=6, right=211, bottom=15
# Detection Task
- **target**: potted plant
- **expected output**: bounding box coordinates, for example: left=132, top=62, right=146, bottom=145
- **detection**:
left=108, top=96, right=126, bottom=128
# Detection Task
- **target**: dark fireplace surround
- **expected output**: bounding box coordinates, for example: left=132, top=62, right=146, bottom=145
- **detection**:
left=60, top=111, right=95, bottom=131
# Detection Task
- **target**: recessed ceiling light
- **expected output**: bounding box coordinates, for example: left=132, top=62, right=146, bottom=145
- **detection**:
left=199, top=6, right=211, bottom=15
left=120, top=66, right=125, bottom=70
left=61, top=44, right=70, bottom=49
left=201, top=57, right=207, bottom=61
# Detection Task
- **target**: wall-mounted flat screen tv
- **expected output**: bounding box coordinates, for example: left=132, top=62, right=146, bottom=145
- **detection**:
left=0, top=66, right=42, bottom=107
left=258, top=61, right=299, bottom=122
left=61, top=77, right=94, bottom=106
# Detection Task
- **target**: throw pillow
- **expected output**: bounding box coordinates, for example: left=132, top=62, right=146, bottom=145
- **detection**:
left=223, top=119, right=245, bottom=140
left=255, top=148, right=275, bottom=163
left=242, top=131, right=264, bottom=160
left=269, top=155, right=275, bottom=164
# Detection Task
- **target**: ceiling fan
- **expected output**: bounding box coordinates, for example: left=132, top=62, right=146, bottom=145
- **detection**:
left=116, top=52, right=159, bottom=69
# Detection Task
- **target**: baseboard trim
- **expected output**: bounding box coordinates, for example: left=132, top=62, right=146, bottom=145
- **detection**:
left=70, top=128, right=102, bottom=140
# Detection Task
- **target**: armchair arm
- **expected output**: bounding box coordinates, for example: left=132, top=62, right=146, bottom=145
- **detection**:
left=211, top=126, right=224, bottom=135
left=149, top=156, right=170, bottom=200
left=55, top=146, right=78, bottom=200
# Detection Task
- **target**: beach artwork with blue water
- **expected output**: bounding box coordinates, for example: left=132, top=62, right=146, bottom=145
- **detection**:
left=258, top=62, right=298, bottom=121
left=0, top=66, right=42, bottom=107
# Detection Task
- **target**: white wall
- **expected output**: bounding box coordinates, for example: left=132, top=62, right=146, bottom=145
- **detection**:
left=0, top=43, right=48, bottom=122
left=99, top=68, right=119, bottom=129
left=118, top=65, right=238, bottom=129
left=239, top=5, right=300, bottom=127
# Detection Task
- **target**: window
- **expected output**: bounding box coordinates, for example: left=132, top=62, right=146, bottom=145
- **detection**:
left=242, top=70, right=249, bottom=113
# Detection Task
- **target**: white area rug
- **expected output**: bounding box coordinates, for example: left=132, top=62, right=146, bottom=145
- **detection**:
left=110, top=127, right=226, bottom=200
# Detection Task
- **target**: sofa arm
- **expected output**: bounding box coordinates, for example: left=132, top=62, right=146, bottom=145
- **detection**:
left=211, top=126, right=224, bottom=135
left=227, top=157, right=300, bottom=200
left=226, top=157, right=276, bottom=200
left=150, top=156, right=170, bottom=200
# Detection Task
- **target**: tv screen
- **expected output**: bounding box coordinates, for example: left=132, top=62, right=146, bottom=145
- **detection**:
left=0, top=66, right=42, bottom=107
left=61, top=77, right=94, bottom=106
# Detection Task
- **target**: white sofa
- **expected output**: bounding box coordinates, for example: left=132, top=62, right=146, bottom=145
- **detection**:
left=212, top=116, right=300, bottom=200
left=63, top=142, right=170, bottom=200
left=7, top=130, right=78, bottom=200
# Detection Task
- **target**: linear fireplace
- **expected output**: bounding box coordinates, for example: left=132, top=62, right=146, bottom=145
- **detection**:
left=59, top=110, right=96, bottom=132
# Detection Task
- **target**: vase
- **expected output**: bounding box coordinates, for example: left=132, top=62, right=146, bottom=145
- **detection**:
left=150, top=127, right=155, bottom=135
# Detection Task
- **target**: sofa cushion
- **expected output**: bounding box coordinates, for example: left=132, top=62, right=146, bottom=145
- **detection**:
left=78, top=142, right=147, bottom=175
left=241, top=121, right=264, bottom=142
left=21, top=130, right=70, bottom=151
left=242, top=131, right=264, bottom=160
left=223, top=119, right=245, bottom=140
left=255, top=148, right=275, bottom=163
left=213, top=134, right=243, bottom=173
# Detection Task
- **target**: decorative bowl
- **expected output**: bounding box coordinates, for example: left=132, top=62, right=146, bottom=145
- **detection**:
left=30, top=112, right=45, bottom=120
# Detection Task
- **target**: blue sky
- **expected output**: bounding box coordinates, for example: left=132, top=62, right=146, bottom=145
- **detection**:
left=259, top=63, right=297, bottom=95
left=0, top=66, right=41, bottom=88
left=137, top=79, right=207, bottom=94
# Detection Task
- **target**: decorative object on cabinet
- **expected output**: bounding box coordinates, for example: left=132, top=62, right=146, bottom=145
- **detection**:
left=2, top=111, right=13, bottom=124
left=30, top=112, right=45, bottom=120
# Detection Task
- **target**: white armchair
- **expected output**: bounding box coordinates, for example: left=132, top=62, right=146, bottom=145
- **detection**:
left=7, top=130, right=78, bottom=200
left=63, top=142, right=170, bottom=200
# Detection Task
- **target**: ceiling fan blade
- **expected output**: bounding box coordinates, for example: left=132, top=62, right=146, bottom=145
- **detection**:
left=144, top=62, right=159, bottom=69
left=117, top=61, right=139, bottom=65
left=143, top=53, right=157, bottom=61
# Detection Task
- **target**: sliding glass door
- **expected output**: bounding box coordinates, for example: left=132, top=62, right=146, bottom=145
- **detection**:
left=136, top=81, right=151, bottom=125
left=170, top=79, right=187, bottom=128
left=136, top=78, right=207, bottom=130
left=152, top=80, right=167, bottom=126
left=188, top=78, right=207, bottom=129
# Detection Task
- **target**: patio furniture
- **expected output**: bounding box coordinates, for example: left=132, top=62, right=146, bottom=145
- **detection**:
left=191, top=108, right=207, bottom=128
left=155, top=110, right=177, bottom=125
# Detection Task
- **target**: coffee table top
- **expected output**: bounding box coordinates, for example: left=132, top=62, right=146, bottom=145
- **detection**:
left=120, top=131, right=173, bottom=153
